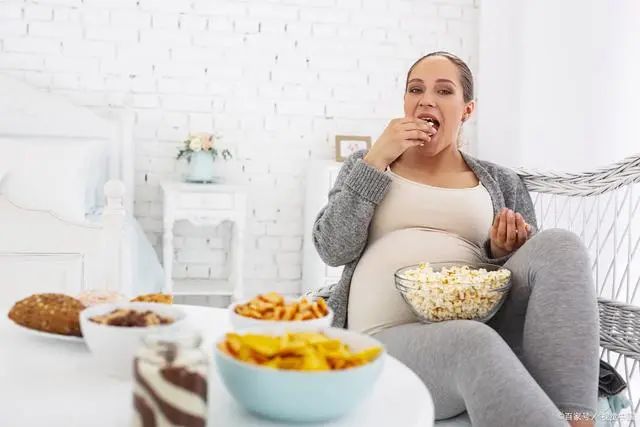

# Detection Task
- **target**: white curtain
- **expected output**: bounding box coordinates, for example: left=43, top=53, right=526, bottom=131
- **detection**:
left=477, top=0, right=640, bottom=171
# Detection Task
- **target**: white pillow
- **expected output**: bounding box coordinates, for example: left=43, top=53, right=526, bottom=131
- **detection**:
left=0, top=138, right=107, bottom=222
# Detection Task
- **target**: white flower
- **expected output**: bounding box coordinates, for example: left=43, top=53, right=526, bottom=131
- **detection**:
left=189, top=137, right=202, bottom=152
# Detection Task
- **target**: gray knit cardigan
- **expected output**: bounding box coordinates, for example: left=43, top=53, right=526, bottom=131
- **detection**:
left=312, top=149, right=538, bottom=329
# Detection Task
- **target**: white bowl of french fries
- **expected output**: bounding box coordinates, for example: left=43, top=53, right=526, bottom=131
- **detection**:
left=228, top=292, right=333, bottom=331
left=394, top=261, right=512, bottom=323
left=215, top=326, right=384, bottom=422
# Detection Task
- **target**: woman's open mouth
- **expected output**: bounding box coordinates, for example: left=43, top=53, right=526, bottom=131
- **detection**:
left=417, top=114, right=440, bottom=132
left=423, top=117, right=439, bottom=131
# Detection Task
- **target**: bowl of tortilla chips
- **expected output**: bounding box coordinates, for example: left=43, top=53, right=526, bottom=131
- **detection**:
left=214, top=326, right=384, bottom=422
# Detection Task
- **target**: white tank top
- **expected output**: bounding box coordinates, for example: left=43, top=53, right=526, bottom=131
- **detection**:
left=348, top=169, right=494, bottom=334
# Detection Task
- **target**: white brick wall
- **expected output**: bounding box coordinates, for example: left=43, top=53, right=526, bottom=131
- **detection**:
left=0, top=0, right=479, bottom=297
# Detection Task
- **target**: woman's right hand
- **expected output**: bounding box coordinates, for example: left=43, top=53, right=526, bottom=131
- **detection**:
left=363, top=118, right=435, bottom=171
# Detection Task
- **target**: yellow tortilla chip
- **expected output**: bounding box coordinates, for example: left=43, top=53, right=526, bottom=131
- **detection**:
left=241, top=334, right=280, bottom=357
left=301, top=351, right=330, bottom=371
left=219, top=331, right=382, bottom=371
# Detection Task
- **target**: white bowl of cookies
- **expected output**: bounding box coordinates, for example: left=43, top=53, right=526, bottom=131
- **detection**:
left=228, top=292, right=333, bottom=332
left=79, top=302, right=187, bottom=379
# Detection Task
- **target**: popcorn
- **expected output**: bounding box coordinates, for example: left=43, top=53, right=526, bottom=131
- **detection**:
left=397, top=263, right=511, bottom=322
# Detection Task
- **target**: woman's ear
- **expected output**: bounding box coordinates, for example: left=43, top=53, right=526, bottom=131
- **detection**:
left=462, top=100, right=475, bottom=122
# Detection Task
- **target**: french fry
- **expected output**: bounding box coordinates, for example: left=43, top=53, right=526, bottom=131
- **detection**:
left=282, top=305, right=296, bottom=321
left=273, top=306, right=284, bottom=319
left=234, top=292, right=330, bottom=321
left=316, top=298, right=328, bottom=315
left=260, top=292, right=284, bottom=305
left=247, top=308, right=263, bottom=319
left=310, top=303, right=323, bottom=318
left=262, top=310, right=274, bottom=320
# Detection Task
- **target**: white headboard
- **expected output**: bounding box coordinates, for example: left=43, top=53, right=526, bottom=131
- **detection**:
left=0, top=73, right=135, bottom=213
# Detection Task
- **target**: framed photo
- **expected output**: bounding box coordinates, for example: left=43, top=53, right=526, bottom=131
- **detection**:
left=335, top=135, right=372, bottom=162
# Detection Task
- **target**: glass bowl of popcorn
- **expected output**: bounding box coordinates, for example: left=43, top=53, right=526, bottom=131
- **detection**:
left=394, top=262, right=512, bottom=324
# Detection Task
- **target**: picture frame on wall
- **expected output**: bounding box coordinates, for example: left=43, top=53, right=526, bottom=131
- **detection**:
left=335, top=135, right=372, bottom=162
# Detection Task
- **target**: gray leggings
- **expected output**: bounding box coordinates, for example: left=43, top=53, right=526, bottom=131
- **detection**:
left=373, top=229, right=599, bottom=427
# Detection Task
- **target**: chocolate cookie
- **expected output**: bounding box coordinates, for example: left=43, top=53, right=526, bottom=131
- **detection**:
left=90, top=309, right=174, bottom=327
left=8, top=293, right=85, bottom=337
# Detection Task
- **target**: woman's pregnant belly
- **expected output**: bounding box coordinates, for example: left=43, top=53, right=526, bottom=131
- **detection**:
left=348, top=228, right=485, bottom=335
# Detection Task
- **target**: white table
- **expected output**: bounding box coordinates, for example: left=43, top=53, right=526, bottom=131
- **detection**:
left=0, top=305, right=434, bottom=427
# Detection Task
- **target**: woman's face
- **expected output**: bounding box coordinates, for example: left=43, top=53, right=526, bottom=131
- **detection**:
left=404, top=56, right=474, bottom=156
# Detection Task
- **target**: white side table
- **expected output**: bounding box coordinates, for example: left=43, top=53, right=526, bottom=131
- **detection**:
left=161, top=181, right=247, bottom=301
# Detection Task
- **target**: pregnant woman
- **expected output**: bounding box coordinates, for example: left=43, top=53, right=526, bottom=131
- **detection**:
left=313, top=51, right=599, bottom=427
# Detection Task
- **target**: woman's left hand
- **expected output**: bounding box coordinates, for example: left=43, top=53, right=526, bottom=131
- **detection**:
left=489, top=208, right=532, bottom=258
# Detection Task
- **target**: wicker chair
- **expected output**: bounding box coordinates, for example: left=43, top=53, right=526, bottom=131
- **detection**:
left=517, top=153, right=640, bottom=426
left=308, top=153, right=640, bottom=426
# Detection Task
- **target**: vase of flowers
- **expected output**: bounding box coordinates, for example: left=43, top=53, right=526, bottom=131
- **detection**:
left=177, top=133, right=232, bottom=183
